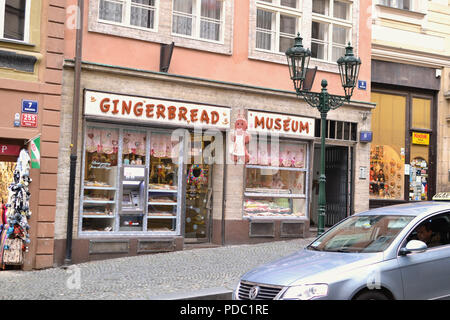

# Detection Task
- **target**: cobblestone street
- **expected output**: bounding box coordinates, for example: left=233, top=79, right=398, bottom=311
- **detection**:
left=0, top=238, right=315, bottom=300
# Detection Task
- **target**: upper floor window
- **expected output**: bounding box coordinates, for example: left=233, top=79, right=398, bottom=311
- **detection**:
left=311, top=0, right=351, bottom=62
left=255, top=0, right=301, bottom=53
left=379, top=0, right=410, bottom=10
left=99, top=0, right=157, bottom=30
left=0, top=0, right=30, bottom=42
left=172, top=0, right=224, bottom=42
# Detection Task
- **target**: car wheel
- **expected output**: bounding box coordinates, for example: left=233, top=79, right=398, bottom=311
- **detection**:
left=354, top=291, right=389, bottom=300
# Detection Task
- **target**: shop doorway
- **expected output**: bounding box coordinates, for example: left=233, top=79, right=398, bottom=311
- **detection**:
left=0, top=161, right=16, bottom=205
left=184, top=134, right=213, bottom=243
left=311, top=145, right=351, bottom=228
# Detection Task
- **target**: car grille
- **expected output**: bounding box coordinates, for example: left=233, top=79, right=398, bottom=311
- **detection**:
left=238, top=281, right=284, bottom=300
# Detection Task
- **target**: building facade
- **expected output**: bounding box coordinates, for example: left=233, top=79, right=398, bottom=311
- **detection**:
left=0, top=0, right=65, bottom=270
left=52, top=0, right=373, bottom=266
left=370, top=0, right=450, bottom=208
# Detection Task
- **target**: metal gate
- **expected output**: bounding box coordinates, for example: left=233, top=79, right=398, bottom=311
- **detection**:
left=325, top=146, right=349, bottom=226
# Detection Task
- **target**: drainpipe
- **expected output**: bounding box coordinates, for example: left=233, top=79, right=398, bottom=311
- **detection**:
left=221, top=134, right=227, bottom=246
left=64, top=0, right=84, bottom=266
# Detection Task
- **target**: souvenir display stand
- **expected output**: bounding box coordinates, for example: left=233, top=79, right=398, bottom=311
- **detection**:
left=1, top=149, right=32, bottom=268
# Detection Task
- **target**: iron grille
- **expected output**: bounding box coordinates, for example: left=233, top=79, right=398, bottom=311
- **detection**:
left=238, top=281, right=283, bottom=300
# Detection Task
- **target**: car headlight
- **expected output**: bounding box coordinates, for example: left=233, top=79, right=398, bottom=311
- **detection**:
left=281, top=284, right=328, bottom=300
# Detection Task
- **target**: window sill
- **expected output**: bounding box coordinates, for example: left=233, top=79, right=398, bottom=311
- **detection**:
left=375, top=4, right=426, bottom=26
left=0, top=38, right=35, bottom=48
left=376, top=4, right=426, bottom=17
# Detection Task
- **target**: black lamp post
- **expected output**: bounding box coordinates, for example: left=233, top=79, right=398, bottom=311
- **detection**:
left=286, top=33, right=361, bottom=236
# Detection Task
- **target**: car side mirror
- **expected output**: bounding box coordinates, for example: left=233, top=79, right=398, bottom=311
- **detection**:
left=399, top=240, right=428, bottom=255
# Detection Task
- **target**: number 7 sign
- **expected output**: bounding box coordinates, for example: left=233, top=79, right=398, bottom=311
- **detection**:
left=22, top=100, right=38, bottom=113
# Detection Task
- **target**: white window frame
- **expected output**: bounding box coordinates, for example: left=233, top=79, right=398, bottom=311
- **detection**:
left=98, top=0, right=159, bottom=33
left=171, top=0, right=225, bottom=44
left=0, top=0, right=31, bottom=43
left=255, top=0, right=302, bottom=54
left=379, top=0, right=412, bottom=11
left=311, top=0, right=352, bottom=63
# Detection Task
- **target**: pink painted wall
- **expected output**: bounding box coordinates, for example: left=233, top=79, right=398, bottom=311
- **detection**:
left=65, top=0, right=371, bottom=102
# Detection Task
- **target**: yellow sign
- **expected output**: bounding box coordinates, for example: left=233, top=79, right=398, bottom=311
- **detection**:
left=412, top=132, right=429, bottom=145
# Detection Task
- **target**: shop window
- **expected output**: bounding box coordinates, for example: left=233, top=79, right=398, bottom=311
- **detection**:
left=82, top=127, right=119, bottom=232
left=255, top=0, right=301, bottom=53
left=172, top=0, right=223, bottom=42
left=412, top=98, right=431, bottom=130
left=99, top=0, right=158, bottom=30
left=148, top=132, right=180, bottom=232
left=311, top=0, right=351, bottom=62
left=0, top=0, right=30, bottom=42
left=244, top=140, right=308, bottom=219
left=370, top=92, right=406, bottom=200
left=80, top=126, right=182, bottom=235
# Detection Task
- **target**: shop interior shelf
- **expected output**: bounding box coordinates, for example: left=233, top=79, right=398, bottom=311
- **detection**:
left=147, top=202, right=177, bottom=206
left=81, top=215, right=115, bottom=218
left=83, top=186, right=117, bottom=190
left=83, top=200, right=116, bottom=204
left=244, top=192, right=306, bottom=198
left=148, top=189, right=178, bottom=193
left=147, top=215, right=177, bottom=219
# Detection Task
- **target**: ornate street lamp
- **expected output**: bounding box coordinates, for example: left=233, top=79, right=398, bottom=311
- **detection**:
left=286, top=33, right=361, bottom=236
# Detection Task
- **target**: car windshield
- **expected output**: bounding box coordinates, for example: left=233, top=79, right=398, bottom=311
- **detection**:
left=307, top=215, right=415, bottom=253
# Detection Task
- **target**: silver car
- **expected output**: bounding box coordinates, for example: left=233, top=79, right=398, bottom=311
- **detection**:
left=233, top=201, right=450, bottom=300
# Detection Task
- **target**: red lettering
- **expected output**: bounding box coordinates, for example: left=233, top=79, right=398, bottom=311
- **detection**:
left=168, top=106, right=176, bottom=120
left=179, top=107, right=188, bottom=121
left=99, top=98, right=110, bottom=113
left=190, top=109, right=198, bottom=122
left=266, top=118, right=273, bottom=130
left=157, top=104, right=166, bottom=119
left=274, top=118, right=282, bottom=130
left=122, top=100, right=132, bottom=115
left=211, top=111, right=219, bottom=124
left=254, top=116, right=264, bottom=129
left=134, top=102, right=143, bottom=116
left=299, top=121, right=309, bottom=133
left=112, top=100, right=119, bottom=114
left=291, top=120, right=299, bottom=133
left=146, top=104, right=154, bottom=118
left=200, top=110, right=210, bottom=124
left=283, top=119, right=290, bottom=132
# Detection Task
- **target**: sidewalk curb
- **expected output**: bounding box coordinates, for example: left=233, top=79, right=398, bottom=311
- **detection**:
left=148, top=287, right=233, bottom=300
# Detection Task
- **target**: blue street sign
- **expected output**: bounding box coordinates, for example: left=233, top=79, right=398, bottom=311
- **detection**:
left=22, top=100, right=38, bottom=113
left=358, top=80, right=367, bottom=90
left=360, top=131, right=372, bottom=142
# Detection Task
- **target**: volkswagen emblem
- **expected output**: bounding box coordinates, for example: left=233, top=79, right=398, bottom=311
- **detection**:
left=249, top=286, right=260, bottom=300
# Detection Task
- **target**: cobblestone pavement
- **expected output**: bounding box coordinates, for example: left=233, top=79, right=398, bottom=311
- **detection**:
left=0, top=238, right=315, bottom=300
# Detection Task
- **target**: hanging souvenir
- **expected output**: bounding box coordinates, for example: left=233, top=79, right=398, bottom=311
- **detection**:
left=2, top=149, right=32, bottom=266
left=187, top=164, right=208, bottom=186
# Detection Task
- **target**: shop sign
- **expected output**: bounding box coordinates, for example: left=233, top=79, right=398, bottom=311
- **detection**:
left=84, top=90, right=231, bottom=129
left=0, top=144, right=21, bottom=156
left=20, top=113, right=38, bottom=128
left=247, top=110, right=315, bottom=138
left=412, top=132, right=429, bottom=145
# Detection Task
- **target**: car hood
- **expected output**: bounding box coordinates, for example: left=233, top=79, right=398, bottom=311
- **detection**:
left=241, top=249, right=383, bottom=287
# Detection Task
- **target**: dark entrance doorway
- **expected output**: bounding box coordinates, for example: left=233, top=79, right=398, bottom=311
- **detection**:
left=311, top=145, right=352, bottom=228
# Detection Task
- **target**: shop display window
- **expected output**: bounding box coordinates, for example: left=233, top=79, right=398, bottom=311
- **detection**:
left=148, top=132, right=180, bottom=233
left=123, top=130, right=146, bottom=165
left=369, top=145, right=405, bottom=200
left=80, top=126, right=182, bottom=235
left=82, top=127, right=119, bottom=232
left=244, top=140, right=308, bottom=219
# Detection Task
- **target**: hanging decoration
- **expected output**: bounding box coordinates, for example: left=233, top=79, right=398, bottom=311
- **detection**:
left=1, top=149, right=32, bottom=267
left=230, top=110, right=251, bottom=164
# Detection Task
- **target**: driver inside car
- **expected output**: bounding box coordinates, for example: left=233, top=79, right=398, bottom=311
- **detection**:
left=415, top=221, right=441, bottom=248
